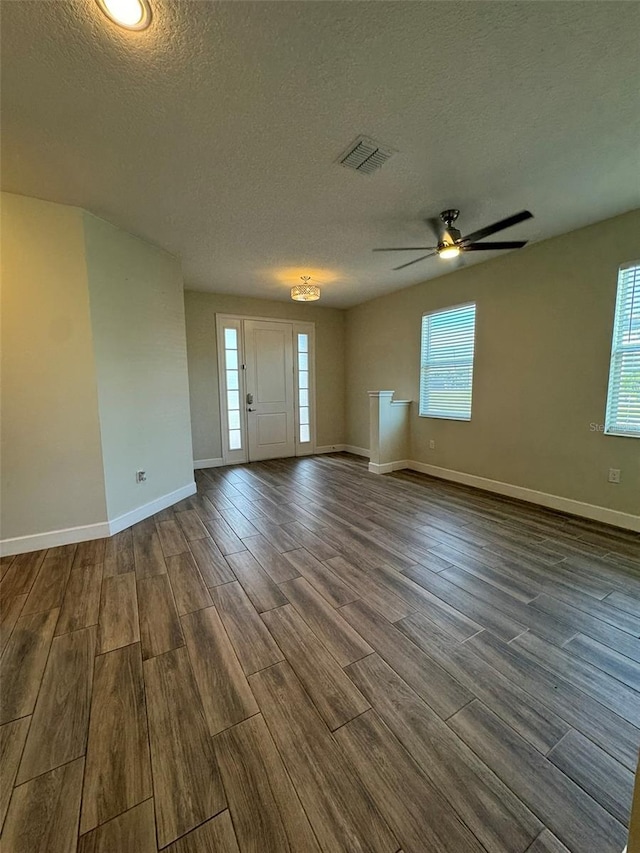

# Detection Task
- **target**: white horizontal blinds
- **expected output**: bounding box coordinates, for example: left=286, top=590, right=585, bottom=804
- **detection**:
left=420, top=303, right=476, bottom=420
left=605, top=262, right=640, bottom=437
left=297, top=333, right=311, bottom=443
left=224, top=327, right=242, bottom=450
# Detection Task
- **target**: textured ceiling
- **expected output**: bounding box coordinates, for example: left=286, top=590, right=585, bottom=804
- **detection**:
left=2, top=1, right=639, bottom=308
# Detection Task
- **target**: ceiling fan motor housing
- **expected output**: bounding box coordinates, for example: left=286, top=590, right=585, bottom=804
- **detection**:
left=441, top=227, right=461, bottom=244
left=440, top=209, right=460, bottom=228
left=439, top=209, right=461, bottom=247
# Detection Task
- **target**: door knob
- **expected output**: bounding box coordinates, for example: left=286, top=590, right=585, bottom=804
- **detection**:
left=247, top=407, right=256, bottom=412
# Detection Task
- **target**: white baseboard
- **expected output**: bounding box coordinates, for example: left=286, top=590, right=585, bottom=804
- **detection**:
left=0, top=481, right=198, bottom=557
left=194, top=447, right=372, bottom=463
left=404, top=460, right=640, bottom=533
left=108, top=481, right=197, bottom=535
left=344, top=445, right=370, bottom=458
left=0, top=520, right=112, bottom=557
left=365, top=457, right=640, bottom=531
left=196, top=448, right=373, bottom=462
left=194, top=457, right=225, bottom=469
left=368, top=460, right=408, bottom=475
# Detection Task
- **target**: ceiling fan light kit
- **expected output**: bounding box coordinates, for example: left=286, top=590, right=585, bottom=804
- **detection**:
left=374, top=208, right=533, bottom=271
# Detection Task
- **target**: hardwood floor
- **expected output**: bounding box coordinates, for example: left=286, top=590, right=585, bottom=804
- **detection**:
left=0, top=452, right=638, bottom=852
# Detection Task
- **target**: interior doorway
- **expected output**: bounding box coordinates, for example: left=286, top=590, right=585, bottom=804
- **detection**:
left=216, top=315, right=315, bottom=464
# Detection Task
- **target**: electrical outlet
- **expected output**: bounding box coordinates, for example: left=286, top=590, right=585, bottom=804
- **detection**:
left=608, top=468, right=621, bottom=484
left=429, top=440, right=435, bottom=450
left=136, top=470, right=147, bottom=484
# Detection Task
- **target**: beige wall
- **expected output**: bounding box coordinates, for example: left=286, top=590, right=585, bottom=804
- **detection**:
left=1, top=193, right=195, bottom=551
left=0, top=193, right=108, bottom=539
left=84, top=213, right=194, bottom=520
left=346, top=209, right=640, bottom=516
left=185, top=291, right=345, bottom=461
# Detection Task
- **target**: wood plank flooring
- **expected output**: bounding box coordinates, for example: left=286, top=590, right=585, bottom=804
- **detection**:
left=0, top=452, right=638, bottom=852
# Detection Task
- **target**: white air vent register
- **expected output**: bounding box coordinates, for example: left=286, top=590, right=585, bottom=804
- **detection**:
left=338, top=136, right=396, bottom=175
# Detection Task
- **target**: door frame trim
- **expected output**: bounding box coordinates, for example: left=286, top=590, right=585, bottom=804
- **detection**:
left=215, top=314, right=316, bottom=465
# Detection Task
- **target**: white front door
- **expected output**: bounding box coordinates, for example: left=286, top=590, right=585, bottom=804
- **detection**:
left=244, top=320, right=296, bottom=461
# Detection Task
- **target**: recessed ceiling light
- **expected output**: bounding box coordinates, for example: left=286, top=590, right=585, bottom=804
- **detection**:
left=95, top=0, right=152, bottom=30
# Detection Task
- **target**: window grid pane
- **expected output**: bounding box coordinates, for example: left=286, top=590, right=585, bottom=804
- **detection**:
left=420, top=304, right=476, bottom=420
left=224, top=326, right=242, bottom=450
left=297, top=334, right=310, bottom=443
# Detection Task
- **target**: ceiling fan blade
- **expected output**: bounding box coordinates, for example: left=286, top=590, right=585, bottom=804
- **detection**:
left=373, top=247, right=436, bottom=252
left=463, top=241, right=528, bottom=251
left=459, top=210, right=533, bottom=244
left=393, top=253, right=437, bottom=271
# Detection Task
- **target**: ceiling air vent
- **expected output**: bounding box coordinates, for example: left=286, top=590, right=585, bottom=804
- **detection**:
left=338, top=136, right=396, bottom=175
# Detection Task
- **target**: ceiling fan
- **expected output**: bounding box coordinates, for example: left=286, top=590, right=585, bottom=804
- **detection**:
left=373, top=209, right=533, bottom=270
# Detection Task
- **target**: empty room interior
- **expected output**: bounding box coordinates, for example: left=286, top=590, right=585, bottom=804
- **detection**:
left=1, top=2, right=640, bottom=852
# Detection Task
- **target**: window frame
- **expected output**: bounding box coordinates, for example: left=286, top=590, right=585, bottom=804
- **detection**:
left=293, top=323, right=316, bottom=456
left=216, top=316, right=248, bottom=465
left=604, top=260, right=640, bottom=439
left=419, top=301, right=477, bottom=421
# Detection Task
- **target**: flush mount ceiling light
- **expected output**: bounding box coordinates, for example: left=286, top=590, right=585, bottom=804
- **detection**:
left=95, top=0, right=152, bottom=30
left=291, top=276, right=321, bottom=302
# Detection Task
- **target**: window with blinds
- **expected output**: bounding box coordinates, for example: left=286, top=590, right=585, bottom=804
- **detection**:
left=605, top=262, right=640, bottom=438
left=420, top=303, right=476, bottom=420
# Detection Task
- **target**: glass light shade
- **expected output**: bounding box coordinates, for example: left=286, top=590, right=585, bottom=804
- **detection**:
left=291, top=283, right=320, bottom=302
left=96, top=0, right=152, bottom=30
left=438, top=244, right=460, bottom=260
